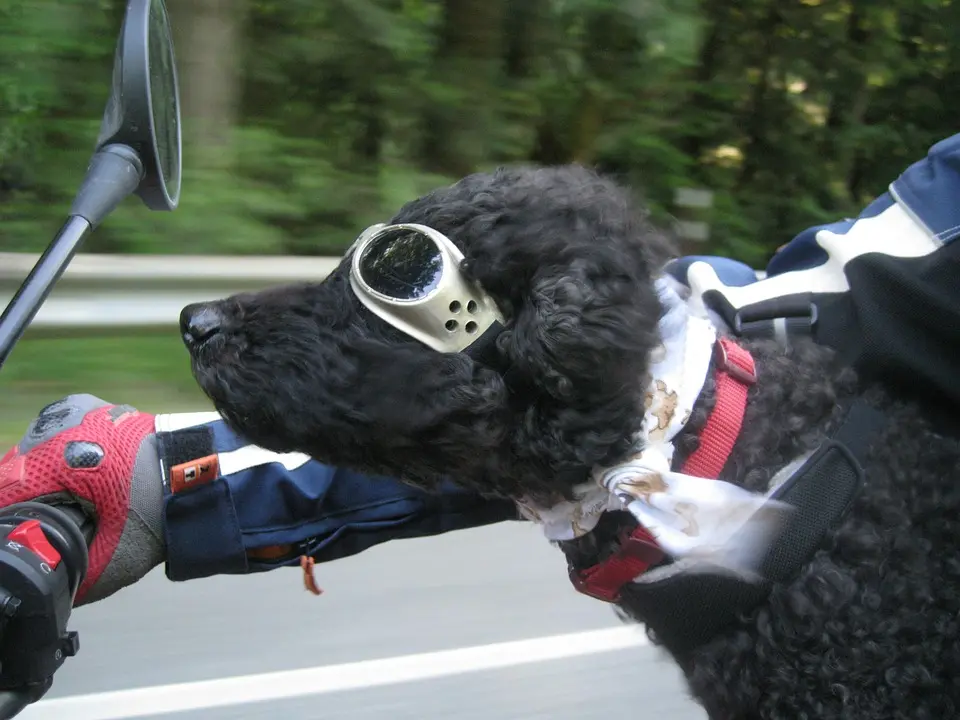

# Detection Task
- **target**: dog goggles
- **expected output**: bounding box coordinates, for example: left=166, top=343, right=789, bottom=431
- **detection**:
left=347, top=223, right=505, bottom=354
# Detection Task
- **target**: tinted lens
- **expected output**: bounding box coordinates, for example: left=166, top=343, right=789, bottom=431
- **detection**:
left=358, top=228, right=444, bottom=300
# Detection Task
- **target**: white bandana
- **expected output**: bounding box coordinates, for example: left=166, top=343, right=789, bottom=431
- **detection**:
left=517, top=276, right=791, bottom=580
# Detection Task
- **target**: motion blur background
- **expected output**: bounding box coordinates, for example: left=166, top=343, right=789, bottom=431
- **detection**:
left=0, top=2, right=958, bottom=717
left=2, top=0, right=959, bottom=437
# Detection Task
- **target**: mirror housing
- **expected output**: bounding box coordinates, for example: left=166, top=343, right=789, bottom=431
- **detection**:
left=74, top=0, right=182, bottom=222
left=103, top=0, right=181, bottom=211
left=0, top=0, right=183, bottom=369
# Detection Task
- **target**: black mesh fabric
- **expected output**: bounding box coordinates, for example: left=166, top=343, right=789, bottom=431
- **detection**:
left=623, top=570, right=771, bottom=661
left=761, top=444, right=859, bottom=582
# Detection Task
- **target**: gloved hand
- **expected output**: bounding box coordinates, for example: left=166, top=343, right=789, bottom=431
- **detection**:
left=0, top=394, right=164, bottom=605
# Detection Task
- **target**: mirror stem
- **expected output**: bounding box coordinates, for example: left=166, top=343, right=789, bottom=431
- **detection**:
left=71, top=144, right=145, bottom=228
left=0, top=216, right=91, bottom=369
left=0, top=144, right=144, bottom=369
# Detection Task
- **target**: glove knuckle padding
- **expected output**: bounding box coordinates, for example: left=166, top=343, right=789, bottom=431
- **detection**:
left=19, top=394, right=111, bottom=454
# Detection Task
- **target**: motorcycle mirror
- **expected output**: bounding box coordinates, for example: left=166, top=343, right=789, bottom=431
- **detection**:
left=0, top=0, right=182, bottom=369
left=93, top=0, right=182, bottom=213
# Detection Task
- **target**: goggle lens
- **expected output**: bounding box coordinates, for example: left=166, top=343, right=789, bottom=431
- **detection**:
left=358, top=228, right=443, bottom=300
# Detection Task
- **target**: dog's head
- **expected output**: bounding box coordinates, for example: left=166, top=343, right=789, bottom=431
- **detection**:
left=182, top=165, right=674, bottom=503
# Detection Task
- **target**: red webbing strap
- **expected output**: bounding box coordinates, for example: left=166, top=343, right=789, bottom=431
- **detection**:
left=570, top=337, right=756, bottom=603
left=680, top=338, right=757, bottom=479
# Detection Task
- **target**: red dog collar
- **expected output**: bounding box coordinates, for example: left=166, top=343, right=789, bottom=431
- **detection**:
left=570, top=337, right=757, bottom=603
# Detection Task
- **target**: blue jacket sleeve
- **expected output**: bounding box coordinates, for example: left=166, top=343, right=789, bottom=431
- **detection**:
left=764, top=132, right=960, bottom=277
left=664, top=133, right=960, bottom=423
left=154, top=412, right=519, bottom=581
left=667, top=132, right=960, bottom=289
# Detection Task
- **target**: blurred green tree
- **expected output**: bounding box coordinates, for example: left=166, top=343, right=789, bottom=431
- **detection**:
left=0, top=0, right=956, bottom=266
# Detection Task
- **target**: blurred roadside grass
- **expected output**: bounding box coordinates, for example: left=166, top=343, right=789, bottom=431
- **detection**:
left=0, top=334, right=212, bottom=446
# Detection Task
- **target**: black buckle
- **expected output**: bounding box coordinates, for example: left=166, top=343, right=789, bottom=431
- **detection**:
left=733, top=299, right=819, bottom=341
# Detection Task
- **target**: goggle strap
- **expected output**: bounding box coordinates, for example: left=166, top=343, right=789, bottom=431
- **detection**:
left=464, top=319, right=505, bottom=369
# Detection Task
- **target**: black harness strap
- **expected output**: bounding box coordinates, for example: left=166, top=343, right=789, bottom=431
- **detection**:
left=618, top=397, right=888, bottom=663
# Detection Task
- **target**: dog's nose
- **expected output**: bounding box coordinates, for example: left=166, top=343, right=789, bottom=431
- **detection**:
left=180, top=303, right=223, bottom=348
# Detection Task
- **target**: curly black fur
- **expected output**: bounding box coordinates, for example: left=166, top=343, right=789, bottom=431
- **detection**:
left=184, top=165, right=960, bottom=718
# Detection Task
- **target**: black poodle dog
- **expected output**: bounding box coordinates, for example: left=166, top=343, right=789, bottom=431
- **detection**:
left=181, top=166, right=960, bottom=719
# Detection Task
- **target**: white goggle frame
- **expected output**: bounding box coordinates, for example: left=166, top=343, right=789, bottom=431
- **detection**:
left=348, top=223, right=504, bottom=353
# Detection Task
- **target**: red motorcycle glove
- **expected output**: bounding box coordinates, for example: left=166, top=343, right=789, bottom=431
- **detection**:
left=0, top=394, right=164, bottom=605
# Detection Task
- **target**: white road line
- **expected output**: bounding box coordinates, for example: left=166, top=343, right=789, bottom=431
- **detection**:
left=23, top=627, right=650, bottom=720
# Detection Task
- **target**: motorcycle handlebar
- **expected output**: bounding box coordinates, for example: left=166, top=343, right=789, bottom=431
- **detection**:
left=0, top=503, right=91, bottom=719
left=0, top=692, right=33, bottom=720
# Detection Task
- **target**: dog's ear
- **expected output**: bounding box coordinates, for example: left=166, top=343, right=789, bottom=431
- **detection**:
left=461, top=167, right=674, bottom=471
left=488, top=252, right=666, bottom=470
left=496, top=260, right=664, bottom=400
left=386, top=164, right=675, bottom=476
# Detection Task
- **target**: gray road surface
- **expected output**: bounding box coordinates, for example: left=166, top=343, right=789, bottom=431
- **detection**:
left=27, top=522, right=707, bottom=719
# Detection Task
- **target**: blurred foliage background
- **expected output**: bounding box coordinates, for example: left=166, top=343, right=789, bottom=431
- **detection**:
left=1, top=0, right=959, bottom=439
left=5, top=0, right=959, bottom=264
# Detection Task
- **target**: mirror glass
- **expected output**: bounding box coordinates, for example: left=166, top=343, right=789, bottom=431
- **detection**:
left=148, top=0, right=181, bottom=202
left=96, top=38, right=125, bottom=149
